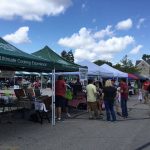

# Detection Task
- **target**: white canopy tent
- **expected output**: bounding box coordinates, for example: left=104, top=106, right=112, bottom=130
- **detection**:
left=78, top=60, right=113, bottom=77
left=100, top=64, right=128, bottom=78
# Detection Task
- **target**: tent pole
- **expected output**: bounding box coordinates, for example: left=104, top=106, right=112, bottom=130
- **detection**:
left=54, top=69, right=55, bottom=125
left=40, top=73, right=43, bottom=90
left=51, top=70, right=54, bottom=125
left=52, top=68, right=56, bottom=126
left=116, top=75, right=119, bottom=86
left=126, top=76, right=128, bottom=84
left=14, top=76, right=15, bottom=87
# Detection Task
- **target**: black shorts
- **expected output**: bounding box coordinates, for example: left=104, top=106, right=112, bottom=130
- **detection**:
left=55, top=95, right=66, bottom=108
left=65, top=99, right=68, bottom=107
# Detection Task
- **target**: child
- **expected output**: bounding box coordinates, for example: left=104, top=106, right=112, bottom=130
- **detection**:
left=115, top=87, right=122, bottom=116
left=94, top=81, right=103, bottom=118
left=138, top=88, right=143, bottom=102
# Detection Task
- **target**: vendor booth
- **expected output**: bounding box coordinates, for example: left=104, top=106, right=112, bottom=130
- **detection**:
left=0, top=38, right=52, bottom=72
left=78, top=60, right=114, bottom=78
left=100, top=64, right=128, bottom=78
left=32, top=46, right=87, bottom=125
left=0, top=38, right=86, bottom=125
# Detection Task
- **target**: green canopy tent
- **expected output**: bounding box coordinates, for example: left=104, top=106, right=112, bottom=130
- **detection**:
left=32, top=46, right=86, bottom=72
left=32, top=46, right=87, bottom=125
left=0, top=37, right=53, bottom=72
left=0, top=38, right=87, bottom=126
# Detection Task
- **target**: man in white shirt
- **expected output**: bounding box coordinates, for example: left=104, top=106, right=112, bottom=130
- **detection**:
left=86, top=79, right=98, bottom=119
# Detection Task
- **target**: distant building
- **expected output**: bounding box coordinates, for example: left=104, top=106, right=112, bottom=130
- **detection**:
left=135, top=59, right=150, bottom=79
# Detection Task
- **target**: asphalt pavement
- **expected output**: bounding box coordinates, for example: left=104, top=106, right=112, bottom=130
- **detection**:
left=0, top=95, right=150, bottom=150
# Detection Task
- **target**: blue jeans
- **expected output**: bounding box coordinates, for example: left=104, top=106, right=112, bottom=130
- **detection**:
left=104, top=101, right=116, bottom=121
left=121, top=98, right=128, bottom=117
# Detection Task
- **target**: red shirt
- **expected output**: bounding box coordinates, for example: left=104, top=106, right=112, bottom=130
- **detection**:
left=143, top=81, right=150, bottom=91
left=120, top=82, right=128, bottom=100
left=55, top=80, right=66, bottom=97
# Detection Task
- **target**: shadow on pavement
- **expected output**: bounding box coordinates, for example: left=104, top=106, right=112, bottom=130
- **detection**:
left=135, top=142, right=150, bottom=150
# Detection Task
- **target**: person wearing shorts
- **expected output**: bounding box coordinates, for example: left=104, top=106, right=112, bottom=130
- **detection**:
left=55, top=75, right=66, bottom=121
left=86, top=79, right=98, bottom=119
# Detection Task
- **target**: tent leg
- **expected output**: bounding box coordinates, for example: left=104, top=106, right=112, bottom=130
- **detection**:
left=52, top=69, right=55, bottom=126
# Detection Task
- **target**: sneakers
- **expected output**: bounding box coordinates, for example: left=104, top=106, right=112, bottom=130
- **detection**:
left=117, top=112, right=122, bottom=116
left=66, top=113, right=71, bottom=118
left=57, top=118, right=65, bottom=121
left=57, top=118, right=61, bottom=121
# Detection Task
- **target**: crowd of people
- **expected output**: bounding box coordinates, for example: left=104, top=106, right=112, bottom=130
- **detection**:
left=55, top=75, right=150, bottom=122
left=1, top=74, right=150, bottom=123
left=87, top=78, right=150, bottom=121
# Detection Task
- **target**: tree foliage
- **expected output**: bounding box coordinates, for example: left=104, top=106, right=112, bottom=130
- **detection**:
left=61, top=50, right=74, bottom=63
left=93, top=60, right=112, bottom=66
left=67, top=50, right=74, bottom=63
left=142, top=54, right=150, bottom=61
left=61, top=50, right=68, bottom=59
left=113, top=55, right=140, bottom=73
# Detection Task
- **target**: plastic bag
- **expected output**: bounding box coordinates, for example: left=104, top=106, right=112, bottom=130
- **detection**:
left=65, top=89, right=73, bottom=101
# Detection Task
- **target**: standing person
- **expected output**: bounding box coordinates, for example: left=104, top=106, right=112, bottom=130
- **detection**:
left=103, top=80, right=117, bottom=122
left=138, top=88, right=143, bottom=103
left=64, top=79, right=72, bottom=118
left=33, top=79, right=40, bottom=89
left=142, top=79, right=150, bottom=104
left=86, top=79, right=98, bottom=119
left=134, top=81, right=138, bottom=95
left=72, top=78, right=82, bottom=98
left=120, top=79, right=129, bottom=118
left=94, top=81, right=103, bottom=118
left=111, top=79, right=121, bottom=116
left=114, top=87, right=122, bottom=116
left=55, top=75, right=66, bottom=121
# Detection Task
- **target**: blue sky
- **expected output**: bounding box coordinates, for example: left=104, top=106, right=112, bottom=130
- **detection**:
left=0, top=0, right=150, bottom=64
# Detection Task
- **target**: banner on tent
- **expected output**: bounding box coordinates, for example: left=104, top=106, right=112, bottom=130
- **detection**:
left=0, top=70, right=15, bottom=78
left=79, top=68, right=88, bottom=81
left=0, top=55, right=48, bottom=67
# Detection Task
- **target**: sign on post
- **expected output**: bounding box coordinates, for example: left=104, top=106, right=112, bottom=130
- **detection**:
left=79, top=68, right=88, bottom=86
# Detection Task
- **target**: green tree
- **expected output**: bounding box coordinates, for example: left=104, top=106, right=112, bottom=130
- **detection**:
left=61, top=50, right=68, bottom=60
left=120, top=55, right=133, bottom=68
left=61, top=50, right=75, bottom=63
left=114, top=55, right=140, bottom=73
left=113, top=63, right=122, bottom=70
left=142, top=54, right=150, bottom=61
left=67, top=50, right=74, bottom=63
left=94, top=60, right=112, bottom=66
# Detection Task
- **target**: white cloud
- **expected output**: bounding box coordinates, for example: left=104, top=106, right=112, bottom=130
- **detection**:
left=94, top=25, right=114, bottom=39
left=136, top=18, right=145, bottom=29
left=129, top=45, right=143, bottom=54
left=116, top=18, right=133, bottom=30
left=3, top=26, right=31, bottom=44
left=0, top=0, right=72, bottom=21
left=58, top=27, right=134, bottom=62
left=58, top=27, right=95, bottom=49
